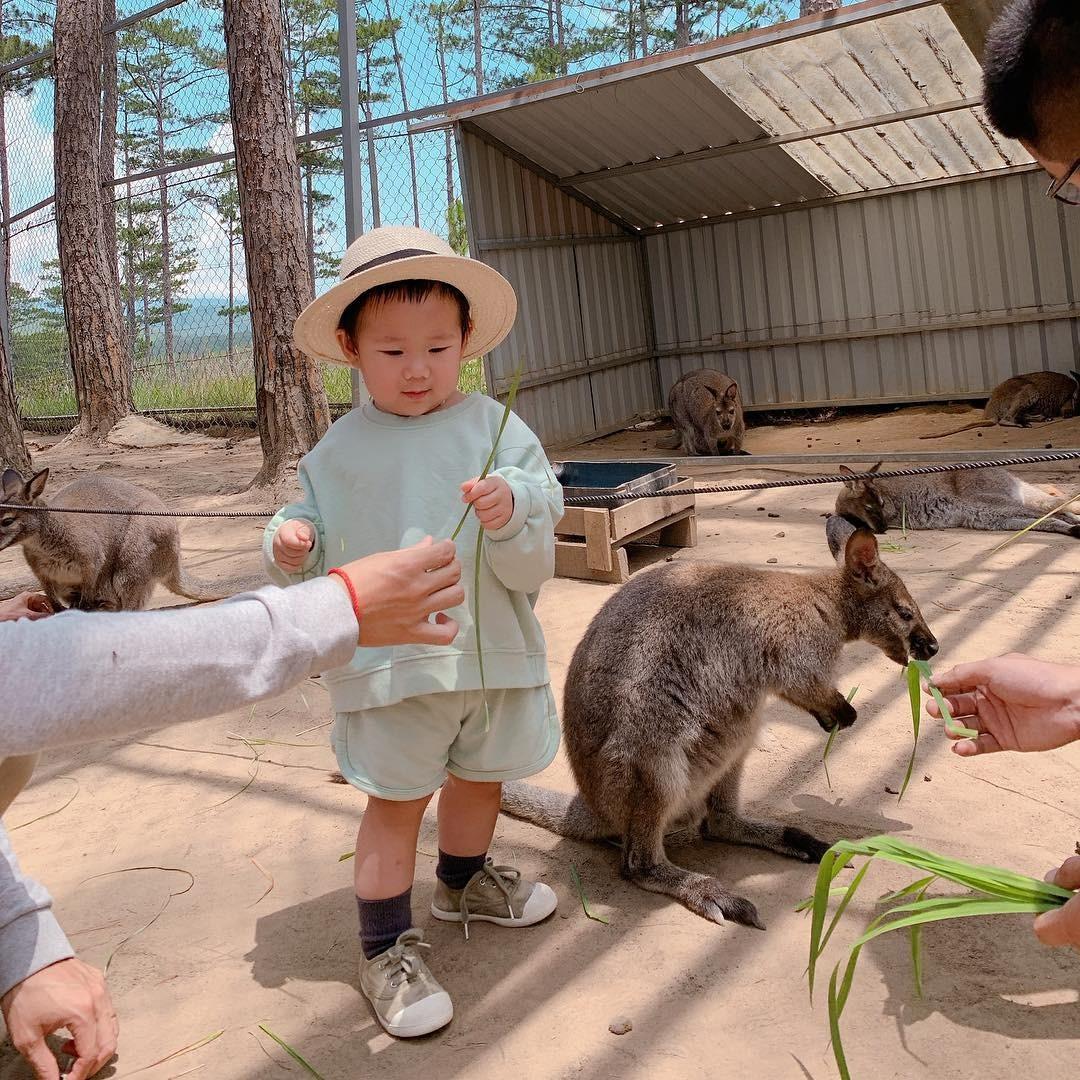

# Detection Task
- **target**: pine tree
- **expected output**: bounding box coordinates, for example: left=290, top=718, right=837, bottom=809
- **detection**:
left=282, top=0, right=342, bottom=287
left=117, top=15, right=223, bottom=373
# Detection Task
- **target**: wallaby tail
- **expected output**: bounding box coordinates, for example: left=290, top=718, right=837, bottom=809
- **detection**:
left=500, top=781, right=611, bottom=841
left=918, top=419, right=994, bottom=440
left=654, top=431, right=680, bottom=449
left=166, top=566, right=256, bottom=603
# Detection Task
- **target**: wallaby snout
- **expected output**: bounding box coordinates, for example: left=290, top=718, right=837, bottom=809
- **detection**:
left=909, top=631, right=939, bottom=661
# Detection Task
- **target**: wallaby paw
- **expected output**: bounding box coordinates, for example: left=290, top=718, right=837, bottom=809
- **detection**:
left=1070, top=525, right=1080, bottom=538
left=683, top=878, right=765, bottom=930
left=814, top=698, right=857, bottom=733
left=781, top=827, right=831, bottom=864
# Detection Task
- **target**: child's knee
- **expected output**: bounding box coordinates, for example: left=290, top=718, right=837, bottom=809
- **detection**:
left=365, top=792, right=433, bottom=824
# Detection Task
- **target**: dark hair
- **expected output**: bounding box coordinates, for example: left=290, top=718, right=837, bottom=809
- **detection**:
left=338, top=279, right=472, bottom=342
left=983, top=0, right=1080, bottom=159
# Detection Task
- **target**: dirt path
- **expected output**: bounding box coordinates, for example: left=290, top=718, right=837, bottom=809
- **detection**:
left=2, top=406, right=1078, bottom=1080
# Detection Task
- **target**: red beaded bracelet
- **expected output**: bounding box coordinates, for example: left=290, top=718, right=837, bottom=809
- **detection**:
left=328, top=567, right=362, bottom=629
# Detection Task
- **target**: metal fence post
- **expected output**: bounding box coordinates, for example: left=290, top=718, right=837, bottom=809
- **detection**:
left=0, top=222, right=12, bottom=394
left=338, top=0, right=365, bottom=410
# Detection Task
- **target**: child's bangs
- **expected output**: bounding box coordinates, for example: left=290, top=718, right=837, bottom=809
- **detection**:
left=341, top=279, right=473, bottom=340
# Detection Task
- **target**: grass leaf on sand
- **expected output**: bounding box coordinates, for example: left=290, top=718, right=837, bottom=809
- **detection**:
left=117, top=1030, right=224, bottom=1077
left=570, top=864, right=610, bottom=925
left=257, top=1025, right=326, bottom=1079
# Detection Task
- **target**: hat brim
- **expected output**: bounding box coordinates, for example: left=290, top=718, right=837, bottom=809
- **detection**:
left=293, top=254, right=517, bottom=365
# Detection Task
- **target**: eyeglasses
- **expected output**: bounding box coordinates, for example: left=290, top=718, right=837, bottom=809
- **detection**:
left=1047, top=158, right=1080, bottom=205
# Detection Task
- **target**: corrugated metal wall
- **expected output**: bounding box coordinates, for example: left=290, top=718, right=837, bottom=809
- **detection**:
left=458, top=127, right=658, bottom=446
left=462, top=131, right=1080, bottom=444
left=648, top=169, right=1080, bottom=409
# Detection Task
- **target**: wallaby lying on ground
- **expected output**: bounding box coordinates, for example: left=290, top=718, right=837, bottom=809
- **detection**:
left=501, top=527, right=937, bottom=929
left=920, top=371, right=1080, bottom=439
left=656, top=369, right=748, bottom=455
left=835, top=461, right=1080, bottom=537
left=0, top=468, right=236, bottom=610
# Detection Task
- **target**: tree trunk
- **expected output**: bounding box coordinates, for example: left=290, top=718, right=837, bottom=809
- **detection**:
left=361, top=66, right=381, bottom=228
left=54, top=0, right=131, bottom=439
left=100, top=0, right=121, bottom=320
left=472, top=0, right=483, bottom=96
left=437, top=26, right=454, bottom=212
left=385, top=2, right=420, bottom=226
left=122, top=111, right=137, bottom=350
left=674, top=1, right=689, bottom=48
left=800, top=0, right=842, bottom=14
left=0, top=327, right=28, bottom=473
left=223, top=0, right=328, bottom=487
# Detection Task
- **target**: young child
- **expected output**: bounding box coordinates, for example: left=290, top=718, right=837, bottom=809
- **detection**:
left=264, top=226, right=563, bottom=1038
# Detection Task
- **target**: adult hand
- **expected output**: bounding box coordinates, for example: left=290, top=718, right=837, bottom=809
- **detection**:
left=272, top=519, right=316, bottom=573
left=0, top=592, right=53, bottom=622
left=1034, top=857, right=1080, bottom=951
left=925, top=653, right=1080, bottom=756
left=331, top=536, right=463, bottom=647
left=0, top=958, right=117, bottom=1079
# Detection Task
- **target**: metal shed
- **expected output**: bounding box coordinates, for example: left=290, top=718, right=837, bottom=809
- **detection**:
left=421, top=0, right=1080, bottom=447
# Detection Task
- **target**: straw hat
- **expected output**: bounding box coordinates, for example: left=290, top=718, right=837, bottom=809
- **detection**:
left=293, top=225, right=517, bottom=365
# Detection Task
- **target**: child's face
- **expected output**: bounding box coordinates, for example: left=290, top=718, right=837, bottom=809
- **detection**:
left=336, top=292, right=466, bottom=417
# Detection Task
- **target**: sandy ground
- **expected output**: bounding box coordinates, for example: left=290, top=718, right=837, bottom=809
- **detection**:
left=2, top=404, right=1079, bottom=1080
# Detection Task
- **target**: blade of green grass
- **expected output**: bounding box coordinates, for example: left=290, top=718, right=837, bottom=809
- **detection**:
left=118, top=1030, right=224, bottom=1077
left=570, top=864, right=610, bottom=925
left=899, top=663, right=921, bottom=801
left=822, top=687, right=858, bottom=791
left=987, top=490, right=1080, bottom=555
left=257, top=1025, right=326, bottom=1079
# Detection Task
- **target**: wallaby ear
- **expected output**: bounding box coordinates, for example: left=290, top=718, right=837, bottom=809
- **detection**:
left=870, top=461, right=883, bottom=474
left=723, top=383, right=738, bottom=402
left=1, top=468, right=23, bottom=500
left=838, top=464, right=858, bottom=490
left=844, top=528, right=881, bottom=586
left=26, top=469, right=48, bottom=500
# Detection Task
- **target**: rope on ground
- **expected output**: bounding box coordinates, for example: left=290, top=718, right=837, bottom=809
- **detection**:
left=1, top=450, right=1078, bottom=517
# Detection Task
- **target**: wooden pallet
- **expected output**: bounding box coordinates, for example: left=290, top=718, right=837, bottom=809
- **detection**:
left=554, top=478, right=697, bottom=584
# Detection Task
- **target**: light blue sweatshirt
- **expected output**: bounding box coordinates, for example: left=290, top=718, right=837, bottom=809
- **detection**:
left=263, top=393, right=564, bottom=713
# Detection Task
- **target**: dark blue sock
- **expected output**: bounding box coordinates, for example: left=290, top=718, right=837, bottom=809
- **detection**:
left=357, top=888, right=412, bottom=960
left=436, top=850, right=487, bottom=892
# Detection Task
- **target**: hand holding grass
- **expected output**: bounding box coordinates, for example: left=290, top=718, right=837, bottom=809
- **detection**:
left=273, top=518, right=316, bottom=573
left=926, top=653, right=1080, bottom=756
left=460, top=475, right=514, bottom=530
left=1036, top=857, right=1080, bottom=949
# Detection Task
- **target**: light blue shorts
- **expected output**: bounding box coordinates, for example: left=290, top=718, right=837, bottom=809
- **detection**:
left=332, top=685, right=560, bottom=801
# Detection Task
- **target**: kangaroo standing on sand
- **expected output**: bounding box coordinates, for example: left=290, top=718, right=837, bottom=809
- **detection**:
left=0, top=469, right=234, bottom=611
left=835, top=461, right=1080, bottom=537
left=920, top=371, right=1080, bottom=439
left=501, top=528, right=937, bottom=930
left=657, top=369, right=748, bottom=455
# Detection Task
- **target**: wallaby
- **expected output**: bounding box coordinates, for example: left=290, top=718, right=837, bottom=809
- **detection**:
left=501, top=527, right=937, bottom=930
left=920, top=371, right=1080, bottom=440
left=656, top=369, right=748, bottom=455
left=0, top=469, right=235, bottom=611
left=835, top=461, right=1080, bottom=538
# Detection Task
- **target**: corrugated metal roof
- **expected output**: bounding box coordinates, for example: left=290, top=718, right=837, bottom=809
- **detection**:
left=444, top=0, right=1033, bottom=228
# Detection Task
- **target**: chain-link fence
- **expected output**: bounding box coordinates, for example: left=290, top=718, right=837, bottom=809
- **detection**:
left=5, top=0, right=808, bottom=431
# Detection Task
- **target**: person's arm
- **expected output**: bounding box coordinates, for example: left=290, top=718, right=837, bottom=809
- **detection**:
left=0, top=822, right=117, bottom=1079
left=468, top=425, right=564, bottom=595
left=0, top=539, right=464, bottom=757
left=0, top=821, right=74, bottom=1001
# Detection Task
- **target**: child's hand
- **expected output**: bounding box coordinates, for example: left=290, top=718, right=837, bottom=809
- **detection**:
left=461, top=475, right=514, bottom=531
left=273, top=519, right=316, bottom=572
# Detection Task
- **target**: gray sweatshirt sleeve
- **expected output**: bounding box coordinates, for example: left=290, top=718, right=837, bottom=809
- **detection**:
left=0, top=577, right=357, bottom=756
left=0, top=821, right=74, bottom=997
